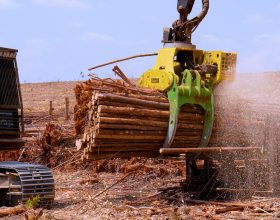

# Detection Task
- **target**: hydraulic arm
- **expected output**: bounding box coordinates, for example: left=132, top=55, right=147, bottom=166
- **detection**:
left=139, top=0, right=237, bottom=152
left=164, top=0, right=209, bottom=43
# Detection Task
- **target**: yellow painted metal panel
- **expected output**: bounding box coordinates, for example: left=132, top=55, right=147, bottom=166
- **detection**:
left=139, top=69, right=174, bottom=91
left=204, top=51, right=237, bottom=84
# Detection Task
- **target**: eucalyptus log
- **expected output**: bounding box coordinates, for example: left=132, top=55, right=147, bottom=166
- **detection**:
left=97, top=117, right=168, bottom=127
left=96, top=123, right=167, bottom=131
left=96, top=93, right=169, bottom=109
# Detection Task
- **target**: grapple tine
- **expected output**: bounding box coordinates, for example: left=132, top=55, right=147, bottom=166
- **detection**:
left=161, top=69, right=214, bottom=154
left=199, top=93, right=214, bottom=148
left=162, top=102, right=180, bottom=149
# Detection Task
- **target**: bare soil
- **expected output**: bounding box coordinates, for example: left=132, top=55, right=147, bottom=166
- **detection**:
left=2, top=73, right=280, bottom=219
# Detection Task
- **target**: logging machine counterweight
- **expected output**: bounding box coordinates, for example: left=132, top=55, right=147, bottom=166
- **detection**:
left=0, top=47, right=55, bottom=207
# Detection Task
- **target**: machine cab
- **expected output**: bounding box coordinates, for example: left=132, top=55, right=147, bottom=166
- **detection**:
left=0, top=47, right=24, bottom=151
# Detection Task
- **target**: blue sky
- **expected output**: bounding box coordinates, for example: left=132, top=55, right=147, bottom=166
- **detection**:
left=0, top=0, right=280, bottom=82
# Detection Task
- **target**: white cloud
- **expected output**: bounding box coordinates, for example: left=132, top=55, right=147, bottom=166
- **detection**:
left=239, top=50, right=270, bottom=73
left=201, top=34, right=219, bottom=44
left=22, top=38, right=54, bottom=57
left=82, top=32, right=114, bottom=43
left=118, top=38, right=152, bottom=47
left=243, top=15, right=274, bottom=25
left=254, top=33, right=280, bottom=43
left=0, top=38, right=9, bottom=46
left=239, top=33, right=280, bottom=73
left=32, top=0, right=89, bottom=9
left=141, top=15, right=158, bottom=23
left=200, top=34, right=238, bottom=50
left=67, top=21, right=85, bottom=28
left=0, top=0, right=17, bottom=9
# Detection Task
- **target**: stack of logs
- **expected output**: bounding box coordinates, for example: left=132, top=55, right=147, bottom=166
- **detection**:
left=74, top=78, right=205, bottom=160
left=74, top=77, right=277, bottom=161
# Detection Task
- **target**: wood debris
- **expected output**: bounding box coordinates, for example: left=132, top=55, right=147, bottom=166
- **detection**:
left=0, top=205, right=27, bottom=218
left=5, top=73, right=280, bottom=219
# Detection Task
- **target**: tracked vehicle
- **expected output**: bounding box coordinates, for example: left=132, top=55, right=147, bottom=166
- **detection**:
left=0, top=47, right=55, bottom=207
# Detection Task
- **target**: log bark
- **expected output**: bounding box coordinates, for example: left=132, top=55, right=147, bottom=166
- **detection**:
left=215, top=206, right=245, bottom=214
left=96, top=123, right=167, bottom=131
left=97, top=117, right=168, bottom=127
left=74, top=77, right=276, bottom=162
left=0, top=205, right=27, bottom=217
left=96, top=93, right=169, bottom=109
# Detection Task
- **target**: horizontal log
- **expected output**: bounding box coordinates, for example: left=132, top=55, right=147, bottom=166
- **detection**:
left=96, top=112, right=204, bottom=123
left=94, top=134, right=165, bottom=140
left=93, top=139, right=164, bottom=143
left=96, top=93, right=169, bottom=109
left=97, top=117, right=168, bottom=127
left=115, top=92, right=168, bottom=103
left=98, top=105, right=170, bottom=118
left=0, top=205, right=27, bottom=218
left=96, top=129, right=166, bottom=136
left=96, top=123, right=167, bottom=131
left=94, top=134, right=201, bottom=141
left=97, top=100, right=164, bottom=110
left=96, top=100, right=204, bottom=114
left=95, top=129, right=202, bottom=137
left=97, top=116, right=203, bottom=127
left=160, top=147, right=262, bottom=156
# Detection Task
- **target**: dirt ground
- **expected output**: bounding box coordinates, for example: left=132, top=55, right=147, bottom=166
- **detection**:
left=4, top=167, right=280, bottom=220
left=2, top=75, right=280, bottom=219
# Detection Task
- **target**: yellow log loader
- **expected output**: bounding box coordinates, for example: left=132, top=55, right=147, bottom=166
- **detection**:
left=84, top=0, right=270, bottom=197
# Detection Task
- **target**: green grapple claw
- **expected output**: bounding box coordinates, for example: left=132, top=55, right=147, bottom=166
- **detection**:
left=162, top=69, right=214, bottom=149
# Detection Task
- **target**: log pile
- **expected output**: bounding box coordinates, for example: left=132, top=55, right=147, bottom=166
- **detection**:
left=74, top=77, right=205, bottom=160
left=74, top=78, right=127, bottom=135
left=74, top=75, right=280, bottom=161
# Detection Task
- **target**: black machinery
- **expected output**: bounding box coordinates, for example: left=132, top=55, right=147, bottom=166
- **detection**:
left=0, top=47, right=55, bottom=207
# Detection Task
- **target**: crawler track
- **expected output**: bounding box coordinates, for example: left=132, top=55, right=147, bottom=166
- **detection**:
left=0, top=161, right=55, bottom=207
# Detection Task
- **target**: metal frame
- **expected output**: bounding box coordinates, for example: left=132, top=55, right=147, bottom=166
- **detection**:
left=162, top=69, right=214, bottom=149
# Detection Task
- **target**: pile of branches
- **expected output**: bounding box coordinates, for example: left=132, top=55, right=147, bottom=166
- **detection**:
left=0, top=151, right=20, bottom=161
left=20, top=122, right=77, bottom=168
left=43, top=122, right=63, bottom=146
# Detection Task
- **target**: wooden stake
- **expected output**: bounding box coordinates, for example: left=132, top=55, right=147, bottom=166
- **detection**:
left=49, top=101, right=54, bottom=116
left=65, top=97, right=70, bottom=120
